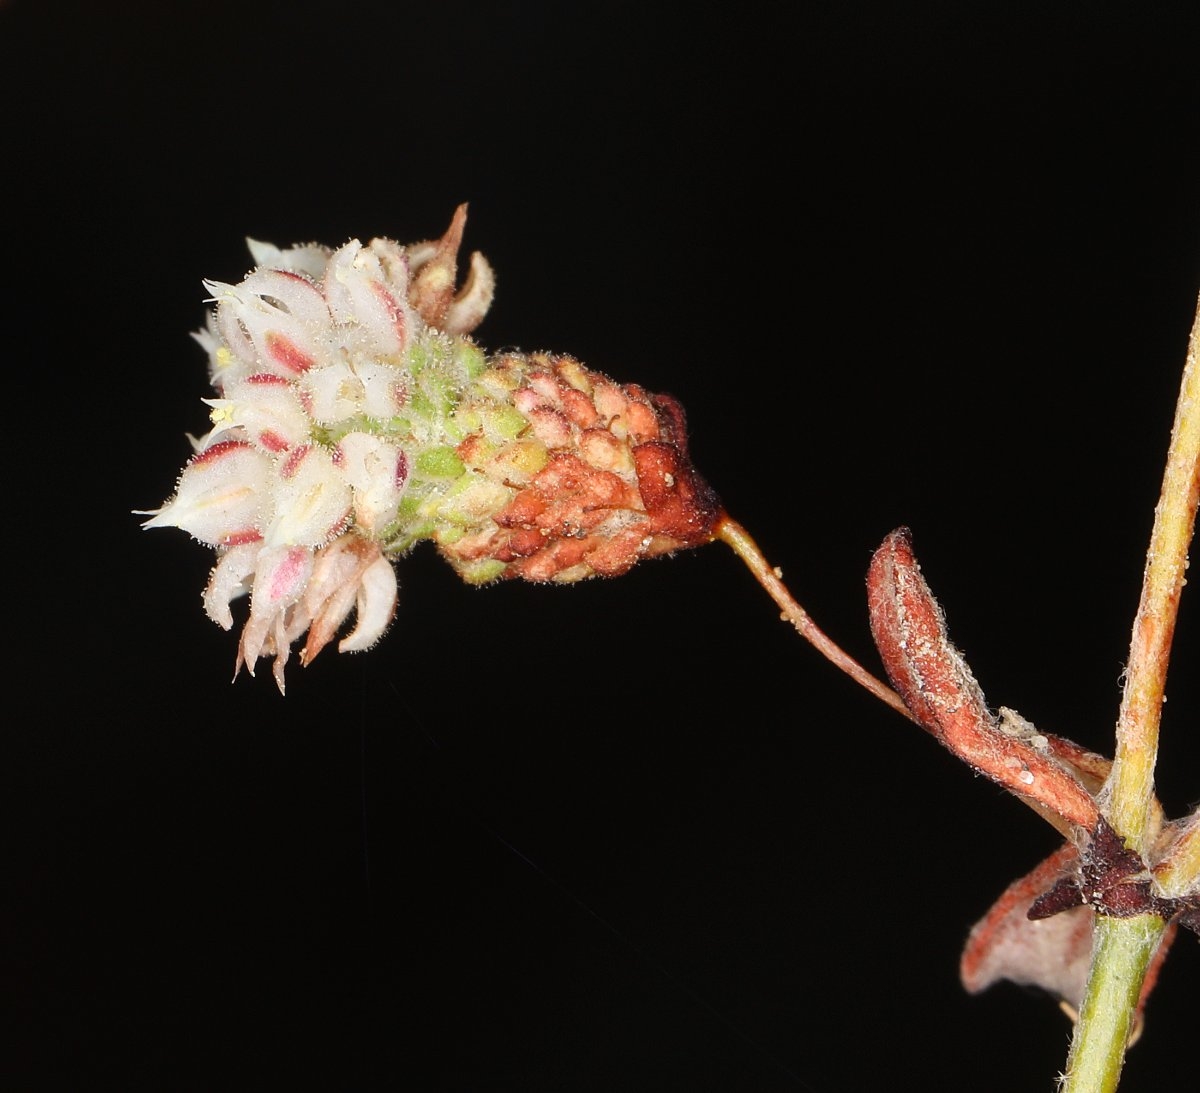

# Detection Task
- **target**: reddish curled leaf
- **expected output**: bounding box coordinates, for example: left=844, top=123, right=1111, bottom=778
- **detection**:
left=866, top=528, right=1100, bottom=829
left=961, top=841, right=1177, bottom=1041
left=867, top=528, right=1191, bottom=1039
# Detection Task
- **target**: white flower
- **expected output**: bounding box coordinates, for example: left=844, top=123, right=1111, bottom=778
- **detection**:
left=140, top=440, right=272, bottom=546
left=144, top=235, right=432, bottom=689
left=335, top=432, right=409, bottom=536
left=207, top=268, right=331, bottom=381
left=142, top=207, right=499, bottom=691
left=203, top=374, right=311, bottom=453
left=264, top=445, right=352, bottom=548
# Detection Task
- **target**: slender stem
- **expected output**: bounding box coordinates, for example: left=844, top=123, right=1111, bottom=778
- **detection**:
left=715, top=513, right=912, bottom=721
left=1064, top=293, right=1200, bottom=1091
left=719, top=291, right=1199, bottom=1093
left=720, top=513, right=1088, bottom=837
left=1059, top=915, right=1169, bottom=1093
left=1104, top=293, right=1200, bottom=854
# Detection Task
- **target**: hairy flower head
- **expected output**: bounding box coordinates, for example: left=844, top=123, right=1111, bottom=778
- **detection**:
left=141, top=207, right=720, bottom=690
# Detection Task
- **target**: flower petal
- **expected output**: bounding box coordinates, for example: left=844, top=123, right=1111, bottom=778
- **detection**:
left=266, top=445, right=352, bottom=547
left=141, top=440, right=270, bottom=546
left=324, top=240, right=409, bottom=358
left=239, top=545, right=314, bottom=674
left=202, top=543, right=261, bottom=629
left=338, top=552, right=397, bottom=653
left=208, top=269, right=330, bottom=377
left=336, top=432, right=409, bottom=535
left=203, top=374, right=311, bottom=453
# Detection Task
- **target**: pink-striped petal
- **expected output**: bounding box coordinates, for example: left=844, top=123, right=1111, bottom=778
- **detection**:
left=266, top=445, right=352, bottom=547
left=141, top=440, right=270, bottom=546
left=239, top=545, right=314, bottom=673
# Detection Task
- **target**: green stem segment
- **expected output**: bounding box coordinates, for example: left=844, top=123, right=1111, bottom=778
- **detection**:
left=1060, top=916, right=1169, bottom=1093
left=1066, top=293, right=1200, bottom=1091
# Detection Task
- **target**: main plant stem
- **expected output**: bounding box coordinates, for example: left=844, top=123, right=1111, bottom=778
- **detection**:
left=1061, top=916, right=1170, bottom=1093
left=1061, top=293, right=1200, bottom=1093
left=720, top=294, right=1200, bottom=1093
left=1104, top=296, right=1200, bottom=851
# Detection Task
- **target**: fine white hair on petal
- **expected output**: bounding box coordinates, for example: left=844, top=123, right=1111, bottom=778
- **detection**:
left=149, top=208, right=499, bottom=690
left=241, top=268, right=332, bottom=325
left=140, top=440, right=271, bottom=546
left=240, top=545, right=315, bottom=672
left=338, top=552, right=398, bottom=652
left=354, top=359, right=410, bottom=418
left=296, top=538, right=378, bottom=664
left=265, top=445, right=352, bottom=548
left=210, top=270, right=331, bottom=379
left=203, top=543, right=261, bottom=629
left=441, top=251, right=495, bottom=335
left=190, top=321, right=220, bottom=356
left=324, top=241, right=409, bottom=358
left=192, top=313, right=249, bottom=394
left=299, top=360, right=369, bottom=425
left=203, top=376, right=310, bottom=454
left=336, top=432, right=409, bottom=535
left=366, top=238, right=411, bottom=289
left=245, top=239, right=332, bottom=280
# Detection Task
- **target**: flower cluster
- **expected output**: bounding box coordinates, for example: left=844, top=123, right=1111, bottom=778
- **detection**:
left=142, top=208, right=719, bottom=690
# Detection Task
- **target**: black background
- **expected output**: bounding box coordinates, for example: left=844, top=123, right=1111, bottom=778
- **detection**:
left=4, top=1, right=1198, bottom=1089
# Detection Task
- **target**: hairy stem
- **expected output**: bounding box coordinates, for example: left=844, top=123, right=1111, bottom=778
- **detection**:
left=1104, top=294, right=1200, bottom=853
left=1060, top=915, right=1169, bottom=1093
left=715, top=514, right=912, bottom=721
left=1066, top=293, right=1200, bottom=1091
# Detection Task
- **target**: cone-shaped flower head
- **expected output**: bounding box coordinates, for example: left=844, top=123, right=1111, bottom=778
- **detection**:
left=141, top=207, right=721, bottom=690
